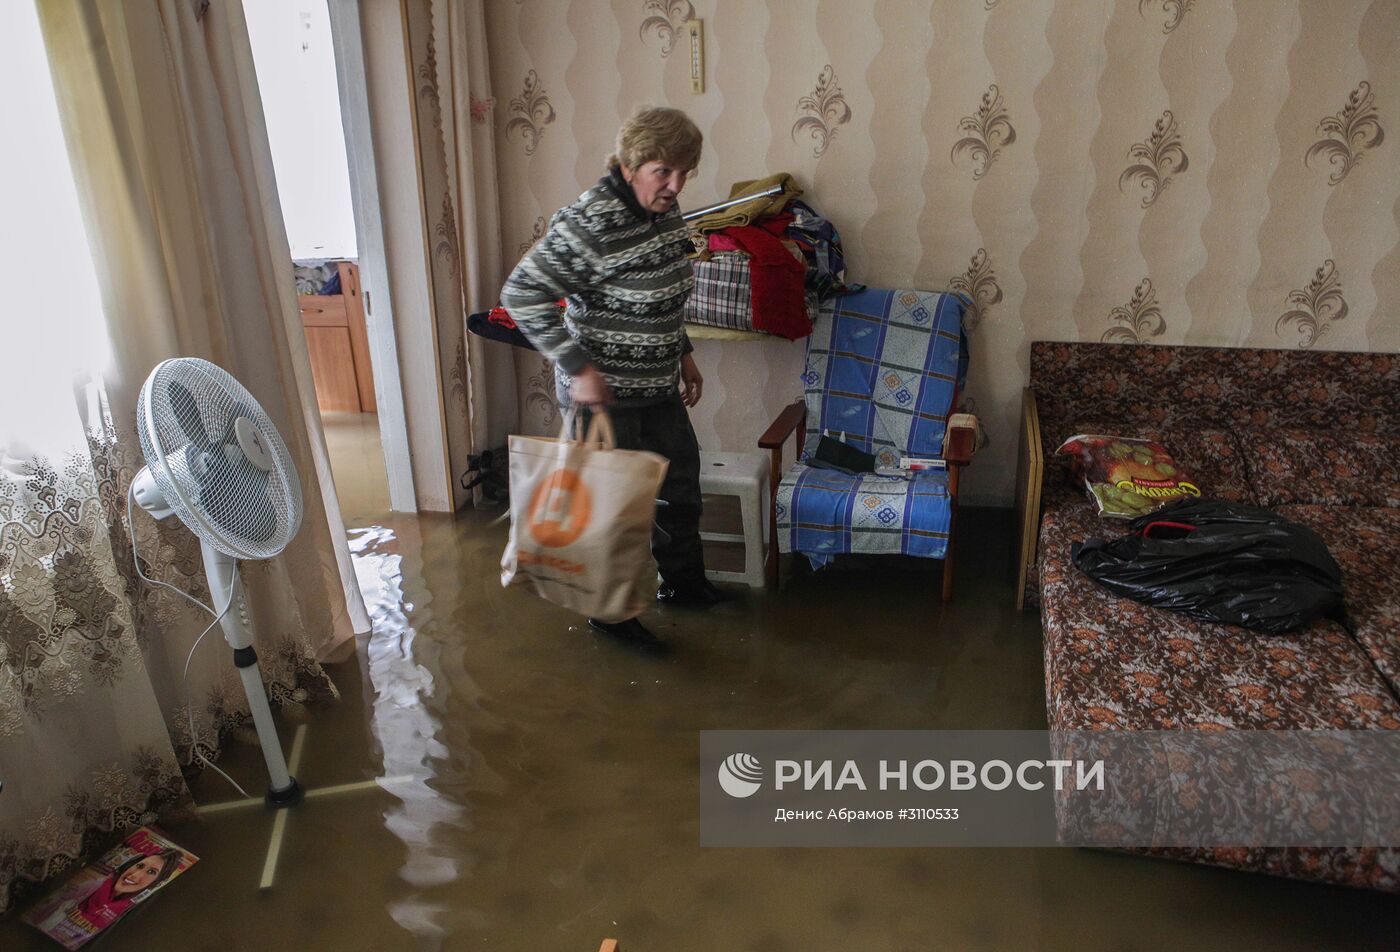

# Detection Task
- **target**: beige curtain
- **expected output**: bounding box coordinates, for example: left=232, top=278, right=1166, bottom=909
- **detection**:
left=0, top=1, right=185, bottom=916
left=406, top=0, right=519, bottom=506
left=37, top=0, right=369, bottom=646
left=434, top=0, right=520, bottom=454
left=0, top=0, right=368, bottom=913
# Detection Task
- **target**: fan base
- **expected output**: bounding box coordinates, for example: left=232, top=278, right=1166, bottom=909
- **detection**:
left=265, top=777, right=304, bottom=809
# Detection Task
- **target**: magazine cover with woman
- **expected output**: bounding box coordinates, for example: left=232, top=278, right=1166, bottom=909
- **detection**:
left=21, top=826, right=197, bottom=949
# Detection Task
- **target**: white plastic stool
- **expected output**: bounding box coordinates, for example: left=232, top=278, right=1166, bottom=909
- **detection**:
left=698, top=451, right=770, bottom=588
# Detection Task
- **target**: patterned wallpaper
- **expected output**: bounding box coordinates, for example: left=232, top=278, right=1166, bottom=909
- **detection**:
left=483, top=0, right=1399, bottom=505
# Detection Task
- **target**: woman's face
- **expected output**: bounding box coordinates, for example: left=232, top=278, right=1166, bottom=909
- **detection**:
left=113, top=855, right=166, bottom=896
left=623, top=159, right=690, bottom=213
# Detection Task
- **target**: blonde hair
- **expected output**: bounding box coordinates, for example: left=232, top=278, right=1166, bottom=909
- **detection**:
left=607, top=106, right=702, bottom=172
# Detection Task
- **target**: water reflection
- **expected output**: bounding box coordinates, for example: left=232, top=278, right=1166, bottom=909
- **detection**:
left=349, top=522, right=467, bottom=941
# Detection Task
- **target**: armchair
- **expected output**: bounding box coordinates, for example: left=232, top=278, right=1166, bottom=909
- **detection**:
left=758, top=288, right=977, bottom=598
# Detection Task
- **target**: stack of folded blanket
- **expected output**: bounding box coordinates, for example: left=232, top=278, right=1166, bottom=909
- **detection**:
left=684, top=174, right=852, bottom=340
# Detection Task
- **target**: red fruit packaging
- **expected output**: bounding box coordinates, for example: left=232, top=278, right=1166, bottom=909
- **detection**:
left=1056, top=434, right=1201, bottom=518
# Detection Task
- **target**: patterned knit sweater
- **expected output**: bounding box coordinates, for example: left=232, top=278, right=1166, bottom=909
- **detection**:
left=500, top=167, right=694, bottom=405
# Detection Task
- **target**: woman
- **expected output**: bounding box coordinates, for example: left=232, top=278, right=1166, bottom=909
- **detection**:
left=72, top=849, right=178, bottom=925
left=501, top=106, right=722, bottom=647
left=28, top=848, right=180, bottom=944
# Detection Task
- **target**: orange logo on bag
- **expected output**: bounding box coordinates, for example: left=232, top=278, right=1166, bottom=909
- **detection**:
left=527, top=469, right=592, bottom=548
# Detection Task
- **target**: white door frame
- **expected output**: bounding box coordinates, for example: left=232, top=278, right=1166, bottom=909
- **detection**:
left=326, top=0, right=416, bottom=512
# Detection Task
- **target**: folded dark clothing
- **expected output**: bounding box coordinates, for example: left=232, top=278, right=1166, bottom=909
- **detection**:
left=811, top=434, right=877, bottom=474
left=785, top=199, right=849, bottom=298
left=467, top=310, right=536, bottom=350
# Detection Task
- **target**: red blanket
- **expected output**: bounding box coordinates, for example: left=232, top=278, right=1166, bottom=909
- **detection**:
left=707, top=212, right=808, bottom=339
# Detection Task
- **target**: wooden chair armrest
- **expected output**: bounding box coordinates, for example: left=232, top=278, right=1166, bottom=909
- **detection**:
left=937, top=413, right=980, bottom=603
left=759, top=400, right=806, bottom=450
left=759, top=400, right=806, bottom=589
left=943, top=413, right=978, bottom=466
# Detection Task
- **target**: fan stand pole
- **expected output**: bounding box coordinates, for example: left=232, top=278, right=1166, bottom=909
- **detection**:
left=201, top=545, right=304, bottom=809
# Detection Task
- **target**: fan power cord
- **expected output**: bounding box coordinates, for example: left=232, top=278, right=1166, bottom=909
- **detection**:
left=126, top=480, right=252, bottom=800
left=126, top=481, right=215, bottom=616
left=183, top=598, right=252, bottom=800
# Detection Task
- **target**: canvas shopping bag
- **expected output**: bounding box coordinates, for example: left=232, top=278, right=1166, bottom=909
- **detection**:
left=501, top=409, right=669, bottom=622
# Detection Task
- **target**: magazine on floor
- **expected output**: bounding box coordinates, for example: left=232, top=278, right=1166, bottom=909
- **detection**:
left=21, top=826, right=197, bottom=950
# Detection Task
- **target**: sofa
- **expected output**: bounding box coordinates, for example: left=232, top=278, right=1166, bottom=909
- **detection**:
left=1017, top=341, right=1400, bottom=891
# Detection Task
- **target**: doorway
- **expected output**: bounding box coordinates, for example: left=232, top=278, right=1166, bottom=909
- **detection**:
left=243, top=0, right=410, bottom=524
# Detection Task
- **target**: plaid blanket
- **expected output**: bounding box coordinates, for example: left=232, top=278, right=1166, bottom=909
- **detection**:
left=777, top=467, right=953, bottom=561
left=778, top=288, right=968, bottom=565
left=684, top=252, right=817, bottom=335
left=800, top=288, right=967, bottom=470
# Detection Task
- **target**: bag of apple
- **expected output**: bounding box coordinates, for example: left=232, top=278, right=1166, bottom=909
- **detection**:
left=1055, top=435, right=1201, bottom=518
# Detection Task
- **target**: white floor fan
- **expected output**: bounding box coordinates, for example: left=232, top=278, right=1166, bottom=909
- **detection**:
left=130, top=357, right=304, bottom=808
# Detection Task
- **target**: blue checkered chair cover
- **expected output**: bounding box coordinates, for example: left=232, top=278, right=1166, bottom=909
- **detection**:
left=775, top=288, right=968, bottom=566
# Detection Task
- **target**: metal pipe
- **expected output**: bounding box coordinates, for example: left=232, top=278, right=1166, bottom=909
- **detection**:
left=682, top=184, right=786, bottom=221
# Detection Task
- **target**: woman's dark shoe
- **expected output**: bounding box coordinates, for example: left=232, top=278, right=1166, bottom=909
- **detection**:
left=656, top=578, right=728, bottom=608
left=587, top=616, right=665, bottom=650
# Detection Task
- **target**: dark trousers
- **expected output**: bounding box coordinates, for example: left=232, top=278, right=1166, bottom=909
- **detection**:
left=579, top=395, right=706, bottom=585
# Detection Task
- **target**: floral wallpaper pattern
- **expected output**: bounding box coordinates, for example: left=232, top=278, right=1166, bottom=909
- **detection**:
left=1139, top=0, right=1195, bottom=34
left=1305, top=82, right=1385, bottom=185
left=1277, top=259, right=1348, bottom=348
left=506, top=69, right=556, bottom=156
left=524, top=357, right=558, bottom=430
left=1119, top=110, right=1189, bottom=208
left=952, top=84, right=1016, bottom=181
left=949, top=248, right=1002, bottom=334
left=792, top=65, right=852, bottom=159
left=1103, top=279, right=1167, bottom=344
left=517, top=215, right=546, bottom=258
left=639, top=0, right=695, bottom=57
left=482, top=0, right=1400, bottom=506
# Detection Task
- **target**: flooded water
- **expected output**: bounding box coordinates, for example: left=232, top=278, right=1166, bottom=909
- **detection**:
left=4, top=505, right=1398, bottom=950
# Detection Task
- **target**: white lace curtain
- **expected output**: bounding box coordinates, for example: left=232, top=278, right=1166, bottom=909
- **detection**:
left=1, top=0, right=367, bottom=913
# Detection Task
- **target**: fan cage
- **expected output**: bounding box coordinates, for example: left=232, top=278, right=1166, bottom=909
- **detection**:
left=137, top=358, right=303, bottom=560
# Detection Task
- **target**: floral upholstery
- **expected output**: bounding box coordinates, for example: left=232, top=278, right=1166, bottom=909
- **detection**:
left=1038, top=501, right=1400, bottom=732
left=1030, top=344, right=1400, bottom=455
left=1278, top=505, right=1400, bottom=699
left=1133, top=847, right=1400, bottom=893
left=1030, top=342, right=1400, bottom=891
left=1059, top=423, right=1256, bottom=505
left=1239, top=429, right=1400, bottom=508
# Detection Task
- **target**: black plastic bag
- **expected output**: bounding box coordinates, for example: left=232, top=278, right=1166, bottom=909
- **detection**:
left=1071, top=498, right=1347, bottom=635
